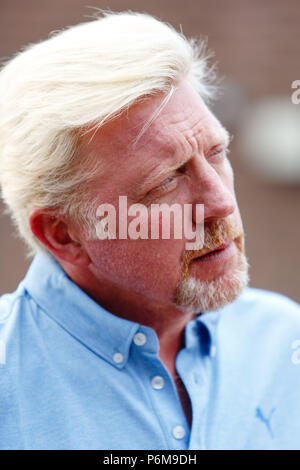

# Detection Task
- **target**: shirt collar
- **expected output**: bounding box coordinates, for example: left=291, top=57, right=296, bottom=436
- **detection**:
left=196, top=310, right=220, bottom=355
left=182, top=310, right=220, bottom=356
left=22, top=251, right=161, bottom=369
left=23, top=251, right=218, bottom=366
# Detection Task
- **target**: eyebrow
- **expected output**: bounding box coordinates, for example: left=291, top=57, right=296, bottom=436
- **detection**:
left=210, top=126, right=231, bottom=149
left=135, top=126, right=231, bottom=197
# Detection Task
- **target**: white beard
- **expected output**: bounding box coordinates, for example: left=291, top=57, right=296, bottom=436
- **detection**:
left=174, top=244, right=249, bottom=314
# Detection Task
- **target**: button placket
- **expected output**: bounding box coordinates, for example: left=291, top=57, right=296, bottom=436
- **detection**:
left=134, top=335, right=189, bottom=449
left=172, top=425, right=186, bottom=440
left=148, top=369, right=188, bottom=448
left=151, top=375, right=165, bottom=390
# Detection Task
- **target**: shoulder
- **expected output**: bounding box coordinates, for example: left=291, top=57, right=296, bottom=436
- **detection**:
left=233, top=286, right=299, bottom=315
left=0, top=281, right=28, bottom=317
left=0, top=285, right=33, bottom=448
left=220, top=286, right=300, bottom=344
left=0, top=283, right=38, bottom=344
left=233, top=286, right=300, bottom=321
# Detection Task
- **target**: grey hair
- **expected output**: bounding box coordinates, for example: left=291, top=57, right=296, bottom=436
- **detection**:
left=0, top=10, right=217, bottom=256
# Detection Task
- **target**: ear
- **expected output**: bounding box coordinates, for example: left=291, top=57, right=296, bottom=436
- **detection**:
left=29, top=209, right=91, bottom=267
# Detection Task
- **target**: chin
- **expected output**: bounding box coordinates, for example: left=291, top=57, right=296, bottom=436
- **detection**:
left=174, top=250, right=249, bottom=314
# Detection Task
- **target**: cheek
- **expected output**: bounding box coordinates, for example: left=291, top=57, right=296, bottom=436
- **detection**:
left=84, top=238, right=184, bottom=301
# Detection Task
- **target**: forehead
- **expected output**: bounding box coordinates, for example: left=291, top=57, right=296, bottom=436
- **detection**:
left=84, top=80, right=227, bottom=162
left=134, top=82, right=227, bottom=155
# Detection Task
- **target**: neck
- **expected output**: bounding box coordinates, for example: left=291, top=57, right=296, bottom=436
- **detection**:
left=61, top=259, right=196, bottom=375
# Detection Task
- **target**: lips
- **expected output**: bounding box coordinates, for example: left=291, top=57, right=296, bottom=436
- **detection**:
left=192, top=240, right=232, bottom=261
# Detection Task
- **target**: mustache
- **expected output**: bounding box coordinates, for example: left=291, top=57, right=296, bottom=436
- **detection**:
left=181, top=215, right=244, bottom=272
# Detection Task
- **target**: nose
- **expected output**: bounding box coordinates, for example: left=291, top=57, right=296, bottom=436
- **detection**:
left=192, top=163, right=236, bottom=223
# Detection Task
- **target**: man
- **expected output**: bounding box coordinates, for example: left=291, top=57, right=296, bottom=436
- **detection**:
left=0, top=11, right=299, bottom=450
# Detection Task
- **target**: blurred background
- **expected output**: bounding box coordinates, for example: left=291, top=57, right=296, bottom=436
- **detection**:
left=0, top=0, right=299, bottom=302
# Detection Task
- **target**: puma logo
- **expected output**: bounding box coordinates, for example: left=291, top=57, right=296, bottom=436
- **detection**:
left=256, top=407, right=276, bottom=439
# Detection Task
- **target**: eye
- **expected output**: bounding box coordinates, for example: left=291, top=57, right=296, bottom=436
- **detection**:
left=145, top=161, right=189, bottom=200
left=161, top=175, right=175, bottom=186
left=209, top=146, right=230, bottom=162
left=149, top=173, right=178, bottom=197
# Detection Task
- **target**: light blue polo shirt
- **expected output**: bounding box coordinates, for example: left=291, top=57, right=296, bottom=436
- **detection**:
left=0, top=251, right=300, bottom=450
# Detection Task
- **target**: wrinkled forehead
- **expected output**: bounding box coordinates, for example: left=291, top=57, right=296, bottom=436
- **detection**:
left=81, top=80, right=227, bottom=160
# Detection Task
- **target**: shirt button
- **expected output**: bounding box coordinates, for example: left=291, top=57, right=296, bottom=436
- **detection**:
left=210, top=345, right=217, bottom=357
left=113, top=352, right=124, bottom=364
left=133, top=332, right=147, bottom=346
left=151, top=375, right=165, bottom=390
left=172, top=425, right=186, bottom=439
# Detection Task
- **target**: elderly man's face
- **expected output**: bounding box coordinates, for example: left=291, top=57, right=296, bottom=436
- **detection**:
left=79, top=80, right=248, bottom=313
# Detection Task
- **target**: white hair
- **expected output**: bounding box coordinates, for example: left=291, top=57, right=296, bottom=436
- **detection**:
left=0, top=10, right=217, bottom=256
